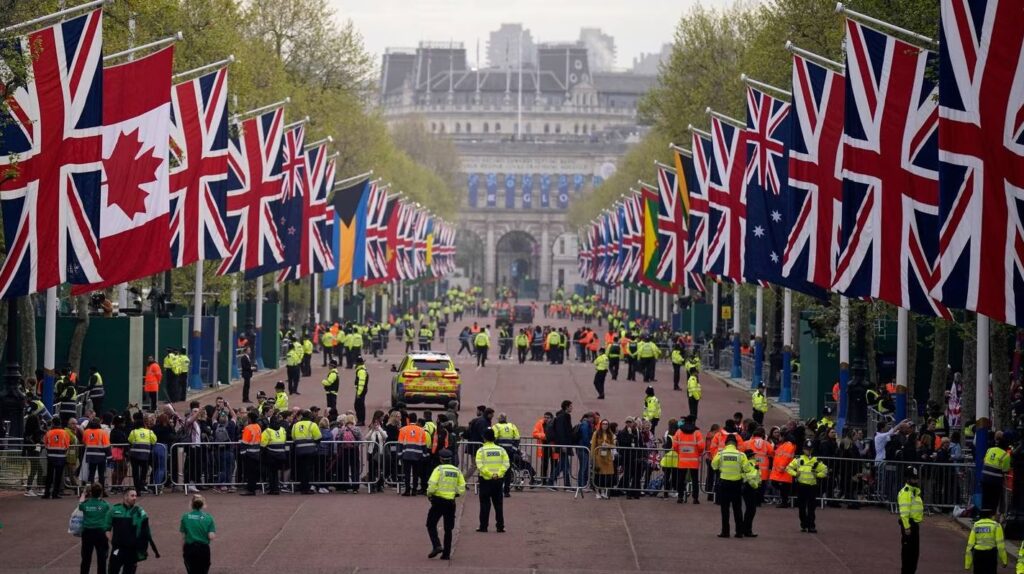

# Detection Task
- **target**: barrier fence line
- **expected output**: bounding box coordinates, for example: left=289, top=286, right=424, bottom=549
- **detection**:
left=0, top=441, right=978, bottom=511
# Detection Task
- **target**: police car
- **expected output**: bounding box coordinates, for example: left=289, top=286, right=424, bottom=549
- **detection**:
left=390, top=352, right=461, bottom=408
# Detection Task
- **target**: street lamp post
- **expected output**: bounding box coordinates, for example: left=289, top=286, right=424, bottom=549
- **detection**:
left=0, top=299, right=25, bottom=441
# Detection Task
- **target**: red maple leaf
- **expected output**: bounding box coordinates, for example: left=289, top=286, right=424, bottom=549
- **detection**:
left=103, top=127, right=161, bottom=219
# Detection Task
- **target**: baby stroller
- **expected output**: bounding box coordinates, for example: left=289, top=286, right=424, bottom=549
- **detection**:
left=506, top=446, right=537, bottom=491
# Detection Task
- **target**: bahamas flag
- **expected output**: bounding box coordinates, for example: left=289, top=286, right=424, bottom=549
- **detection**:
left=323, top=178, right=371, bottom=287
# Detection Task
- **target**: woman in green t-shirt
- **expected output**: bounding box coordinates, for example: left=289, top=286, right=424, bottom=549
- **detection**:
left=78, top=482, right=111, bottom=574
left=180, top=494, right=216, bottom=574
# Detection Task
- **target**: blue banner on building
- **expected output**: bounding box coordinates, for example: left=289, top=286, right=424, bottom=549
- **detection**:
left=540, top=174, right=551, bottom=208
left=593, top=174, right=604, bottom=188
left=504, top=174, right=516, bottom=208
left=557, top=174, right=570, bottom=209
left=468, top=173, right=479, bottom=207
left=573, top=173, right=585, bottom=194
left=522, top=174, right=533, bottom=209
left=485, top=173, right=497, bottom=207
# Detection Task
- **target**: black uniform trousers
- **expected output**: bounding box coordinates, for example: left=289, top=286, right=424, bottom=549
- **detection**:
left=81, top=527, right=108, bottom=574
left=301, top=353, right=312, bottom=377
left=673, top=364, right=682, bottom=389
left=517, top=346, right=528, bottom=364
left=107, top=546, right=138, bottom=574
left=183, top=542, right=211, bottom=574
left=678, top=467, right=700, bottom=500
left=354, top=395, right=366, bottom=426
left=742, top=483, right=760, bottom=535
left=718, top=479, right=743, bottom=536
left=609, top=357, right=620, bottom=380
left=753, top=411, right=765, bottom=425
left=427, top=497, right=456, bottom=557
left=593, top=370, right=607, bottom=399
left=326, top=392, right=337, bottom=412
left=295, top=454, right=314, bottom=493
left=795, top=483, right=819, bottom=529
left=244, top=455, right=260, bottom=493
left=479, top=477, right=505, bottom=530
left=403, top=458, right=423, bottom=493
left=688, top=397, right=700, bottom=419
left=626, top=357, right=636, bottom=380
left=971, top=548, right=997, bottom=574
left=44, top=459, right=65, bottom=497
left=901, top=521, right=919, bottom=574
left=476, top=347, right=488, bottom=367
left=242, top=376, right=252, bottom=403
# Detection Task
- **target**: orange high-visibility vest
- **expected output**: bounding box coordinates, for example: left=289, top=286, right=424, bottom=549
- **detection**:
left=673, top=430, right=704, bottom=469
left=82, top=428, right=110, bottom=448
left=45, top=428, right=71, bottom=451
left=143, top=362, right=162, bottom=392
left=769, top=441, right=797, bottom=483
left=746, top=437, right=775, bottom=480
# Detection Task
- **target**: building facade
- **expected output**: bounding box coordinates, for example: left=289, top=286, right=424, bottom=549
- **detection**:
left=379, top=38, right=654, bottom=299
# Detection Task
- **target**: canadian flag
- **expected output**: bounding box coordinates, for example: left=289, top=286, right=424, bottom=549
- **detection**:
left=73, top=46, right=174, bottom=294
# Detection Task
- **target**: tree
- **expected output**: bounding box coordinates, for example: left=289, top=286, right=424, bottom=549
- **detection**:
left=928, top=317, right=950, bottom=406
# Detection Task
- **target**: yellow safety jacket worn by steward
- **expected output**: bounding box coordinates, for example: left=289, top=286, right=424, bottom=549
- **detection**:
left=291, top=420, right=322, bottom=455
left=687, top=375, right=702, bottom=400
left=752, top=390, right=769, bottom=414
left=427, top=463, right=466, bottom=500
left=593, top=354, right=609, bottom=372
left=492, top=422, right=520, bottom=447
left=711, top=444, right=752, bottom=482
left=354, top=365, right=368, bottom=397
left=671, top=349, right=684, bottom=365
left=643, top=396, right=661, bottom=421
left=786, top=454, right=828, bottom=486
left=475, top=442, right=510, bottom=480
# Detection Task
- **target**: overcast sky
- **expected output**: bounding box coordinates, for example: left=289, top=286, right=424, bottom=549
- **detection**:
left=328, top=0, right=741, bottom=70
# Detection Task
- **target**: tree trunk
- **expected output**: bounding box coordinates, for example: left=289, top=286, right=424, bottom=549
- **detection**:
left=962, top=314, right=977, bottom=422
left=18, top=296, right=35, bottom=377
left=928, top=317, right=950, bottom=406
left=992, top=321, right=1013, bottom=430
left=67, top=295, right=91, bottom=375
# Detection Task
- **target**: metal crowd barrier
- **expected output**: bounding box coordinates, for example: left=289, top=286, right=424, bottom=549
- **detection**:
left=168, top=440, right=381, bottom=494
left=456, top=440, right=589, bottom=497
left=0, top=443, right=164, bottom=494
left=589, top=444, right=704, bottom=499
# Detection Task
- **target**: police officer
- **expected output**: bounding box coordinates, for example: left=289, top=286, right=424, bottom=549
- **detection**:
left=273, top=381, right=289, bottom=411
left=980, top=435, right=1011, bottom=513
left=492, top=413, right=521, bottom=497
left=686, top=367, right=702, bottom=419
left=291, top=410, right=322, bottom=494
left=741, top=449, right=761, bottom=537
left=426, top=449, right=465, bottom=560
left=322, top=360, right=340, bottom=412
left=474, top=327, right=491, bottom=367
left=607, top=335, right=622, bottom=380
left=239, top=411, right=263, bottom=496
left=419, top=323, right=434, bottom=351
left=285, top=341, right=302, bottom=394
left=965, top=508, right=1007, bottom=573
left=354, top=357, right=368, bottom=426
left=476, top=428, right=511, bottom=533
left=261, top=415, right=288, bottom=495
left=127, top=413, right=157, bottom=495
left=642, top=386, right=661, bottom=435
left=87, top=366, right=105, bottom=415
left=898, top=467, right=923, bottom=574
left=711, top=434, right=752, bottom=538
left=786, top=439, right=828, bottom=533
left=751, top=383, right=769, bottom=425
left=55, top=371, right=79, bottom=426
left=301, top=335, right=314, bottom=377
left=321, top=329, right=335, bottom=367
left=670, top=344, right=684, bottom=390
left=593, top=348, right=609, bottom=400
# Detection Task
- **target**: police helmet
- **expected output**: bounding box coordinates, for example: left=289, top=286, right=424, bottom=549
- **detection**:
left=803, top=439, right=815, bottom=450
left=438, top=449, right=453, bottom=462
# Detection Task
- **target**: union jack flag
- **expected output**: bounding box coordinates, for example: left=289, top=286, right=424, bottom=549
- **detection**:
left=394, top=201, right=416, bottom=281
left=623, top=193, right=644, bottom=284
left=650, top=165, right=685, bottom=291
left=685, top=135, right=713, bottom=288
left=431, top=222, right=456, bottom=277
left=0, top=11, right=104, bottom=298
left=217, top=108, right=285, bottom=276
left=169, top=67, right=230, bottom=268
left=413, top=212, right=429, bottom=278
left=783, top=53, right=845, bottom=293
left=705, top=115, right=747, bottom=283
left=577, top=228, right=592, bottom=280
left=932, top=0, right=1024, bottom=326
left=834, top=19, right=950, bottom=317
left=362, top=182, right=390, bottom=284
left=277, top=144, right=335, bottom=282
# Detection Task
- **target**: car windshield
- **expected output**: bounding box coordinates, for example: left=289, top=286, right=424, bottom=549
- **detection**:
left=412, top=359, right=451, bottom=371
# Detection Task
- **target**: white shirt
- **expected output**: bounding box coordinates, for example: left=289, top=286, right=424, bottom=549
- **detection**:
left=873, top=428, right=898, bottom=462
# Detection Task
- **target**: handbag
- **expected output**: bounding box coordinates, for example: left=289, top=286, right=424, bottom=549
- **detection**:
left=68, top=508, right=84, bottom=537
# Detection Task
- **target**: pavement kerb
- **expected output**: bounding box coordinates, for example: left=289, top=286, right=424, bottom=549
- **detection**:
left=702, top=368, right=801, bottom=420
left=179, top=362, right=285, bottom=404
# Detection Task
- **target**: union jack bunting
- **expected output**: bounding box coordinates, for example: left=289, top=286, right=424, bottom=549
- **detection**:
left=932, top=0, right=1024, bottom=326
left=394, top=201, right=416, bottom=281
left=593, top=213, right=612, bottom=285
left=685, top=135, right=713, bottom=286
left=833, top=19, right=950, bottom=317
left=705, top=115, right=747, bottom=283
left=362, top=182, right=390, bottom=284
left=413, top=212, right=429, bottom=278
left=578, top=228, right=593, bottom=280
left=432, top=222, right=456, bottom=277
left=169, top=67, right=230, bottom=268
left=0, top=11, right=104, bottom=298
left=623, top=194, right=644, bottom=284
left=217, top=108, right=285, bottom=276
left=784, top=53, right=845, bottom=293
left=650, top=165, right=685, bottom=291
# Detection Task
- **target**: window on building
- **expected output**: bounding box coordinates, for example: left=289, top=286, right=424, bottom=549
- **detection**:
left=559, top=238, right=566, bottom=255
left=555, top=124, right=561, bottom=134
left=558, top=268, right=565, bottom=287
left=544, top=123, right=550, bottom=134
left=483, top=122, right=489, bottom=133
left=430, top=122, right=436, bottom=132
left=455, top=122, right=461, bottom=133
left=494, top=122, right=501, bottom=133
left=582, top=124, right=588, bottom=134
left=440, top=123, right=446, bottom=133
left=466, top=122, right=472, bottom=133
left=574, top=123, right=579, bottom=134
left=525, top=123, right=531, bottom=133
left=592, top=123, right=597, bottom=134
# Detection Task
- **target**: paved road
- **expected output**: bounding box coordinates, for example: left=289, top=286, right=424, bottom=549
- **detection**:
left=2, top=310, right=969, bottom=572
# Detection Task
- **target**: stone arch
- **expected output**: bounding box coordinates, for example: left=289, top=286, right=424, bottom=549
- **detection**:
left=495, top=229, right=539, bottom=298
left=455, top=226, right=484, bottom=285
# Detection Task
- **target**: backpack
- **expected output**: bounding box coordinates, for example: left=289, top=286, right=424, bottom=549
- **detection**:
left=214, top=424, right=230, bottom=444
left=341, top=427, right=357, bottom=447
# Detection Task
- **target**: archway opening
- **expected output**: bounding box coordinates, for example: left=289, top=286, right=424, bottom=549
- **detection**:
left=496, top=230, right=539, bottom=299
left=455, top=227, right=484, bottom=286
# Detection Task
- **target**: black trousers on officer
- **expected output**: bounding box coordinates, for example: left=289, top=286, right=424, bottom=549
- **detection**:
left=479, top=477, right=504, bottom=530
left=301, top=353, right=312, bottom=377
left=476, top=347, right=488, bottom=367
left=403, top=458, right=423, bottom=494
left=130, top=458, right=149, bottom=494
left=326, top=392, right=337, bottom=412
left=901, top=521, right=919, bottom=574
left=427, top=497, right=455, bottom=558
left=517, top=347, right=528, bottom=364
left=609, top=357, right=620, bottom=380
left=753, top=410, right=765, bottom=425
left=981, top=475, right=1003, bottom=514
left=688, top=397, right=699, bottom=419
left=795, top=483, right=819, bottom=529
left=354, top=395, right=366, bottom=426
left=642, top=358, right=655, bottom=382
left=678, top=467, right=700, bottom=501
left=672, top=364, right=681, bottom=389
left=265, top=457, right=282, bottom=493
left=742, top=484, right=760, bottom=535
left=244, top=455, right=260, bottom=493
left=286, top=365, right=300, bottom=394
left=183, top=541, right=211, bottom=574
left=717, top=480, right=743, bottom=536
left=295, top=454, right=314, bottom=493
left=322, top=347, right=331, bottom=366
left=593, top=370, right=606, bottom=399
left=626, top=357, right=636, bottom=380
left=971, top=548, right=997, bottom=574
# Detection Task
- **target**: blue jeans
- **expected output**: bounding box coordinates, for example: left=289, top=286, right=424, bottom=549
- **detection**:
left=576, top=449, right=590, bottom=488
left=549, top=450, right=572, bottom=486
left=218, top=448, right=235, bottom=484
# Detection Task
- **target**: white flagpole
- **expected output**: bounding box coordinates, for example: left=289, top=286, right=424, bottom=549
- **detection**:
left=711, top=282, right=719, bottom=336
left=322, top=285, right=331, bottom=324
left=974, top=315, right=991, bottom=502
left=43, top=287, right=57, bottom=411
left=837, top=297, right=850, bottom=431
left=895, top=307, right=909, bottom=420
left=781, top=289, right=794, bottom=402
left=731, top=284, right=742, bottom=378
left=230, top=276, right=239, bottom=381
left=255, top=276, right=265, bottom=369
left=753, top=286, right=764, bottom=388
left=189, top=263, right=204, bottom=391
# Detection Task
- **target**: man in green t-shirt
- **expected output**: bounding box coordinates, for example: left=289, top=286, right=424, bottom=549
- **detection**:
left=180, top=495, right=216, bottom=573
left=79, top=483, right=111, bottom=574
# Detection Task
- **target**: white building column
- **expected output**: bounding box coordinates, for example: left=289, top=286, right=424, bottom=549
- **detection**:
left=539, top=222, right=551, bottom=300
left=484, top=221, right=496, bottom=297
